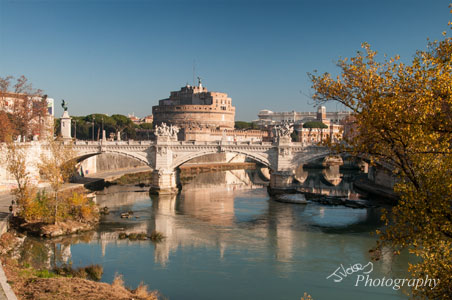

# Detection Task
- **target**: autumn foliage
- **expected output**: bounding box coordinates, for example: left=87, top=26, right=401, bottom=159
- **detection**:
left=38, top=138, right=78, bottom=223
left=23, top=191, right=98, bottom=224
left=0, top=75, right=50, bottom=142
left=309, top=12, right=452, bottom=299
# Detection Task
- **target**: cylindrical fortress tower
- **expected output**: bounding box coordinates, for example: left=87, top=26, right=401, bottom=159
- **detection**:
left=152, top=81, right=235, bottom=129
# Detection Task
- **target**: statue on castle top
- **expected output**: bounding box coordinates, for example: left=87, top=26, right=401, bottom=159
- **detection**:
left=61, top=99, right=68, bottom=111
left=155, top=122, right=179, bottom=138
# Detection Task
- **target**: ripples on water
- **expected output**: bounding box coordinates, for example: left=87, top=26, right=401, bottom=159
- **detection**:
left=21, top=168, right=411, bottom=300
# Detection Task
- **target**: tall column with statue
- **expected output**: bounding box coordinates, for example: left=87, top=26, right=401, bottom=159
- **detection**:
left=60, top=100, right=72, bottom=140
left=268, top=123, right=296, bottom=194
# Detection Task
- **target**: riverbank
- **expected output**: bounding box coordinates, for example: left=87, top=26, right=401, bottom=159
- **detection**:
left=0, top=232, right=158, bottom=300
left=0, top=166, right=154, bottom=299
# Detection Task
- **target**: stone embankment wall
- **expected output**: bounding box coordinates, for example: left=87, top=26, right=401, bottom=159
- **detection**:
left=0, top=142, right=46, bottom=193
left=183, top=153, right=247, bottom=165
left=79, top=153, right=148, bottom=175
left=367, top=165, right=398, bottom=190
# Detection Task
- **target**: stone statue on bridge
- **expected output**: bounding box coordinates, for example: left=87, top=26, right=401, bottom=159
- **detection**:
left=273, top=122, right=293, bottom=138
left=155, top=122, right=179, bottom=140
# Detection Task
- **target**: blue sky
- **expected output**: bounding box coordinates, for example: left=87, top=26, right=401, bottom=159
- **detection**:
left=0, top=0, right=450, bottom=120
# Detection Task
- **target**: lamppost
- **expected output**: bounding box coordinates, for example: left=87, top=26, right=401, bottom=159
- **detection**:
left=73, top=119, right=77, bottom=140
left=92, top=116, right=95, bottom=141
left=101, top=117, right=104, bottom=140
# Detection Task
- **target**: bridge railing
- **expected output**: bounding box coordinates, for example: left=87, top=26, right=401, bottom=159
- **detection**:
left=73, top=140, right=154, bottom=146
left=176, top=140, right=275, bottom=146
left=70, top=139, right=318, bottom=148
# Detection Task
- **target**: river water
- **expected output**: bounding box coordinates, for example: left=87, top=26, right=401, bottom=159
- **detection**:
left=21, top=168, right=411, bottom=300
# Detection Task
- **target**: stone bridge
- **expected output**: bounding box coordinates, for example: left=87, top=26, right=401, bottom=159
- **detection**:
left=71, top=136, right=331, bottom=194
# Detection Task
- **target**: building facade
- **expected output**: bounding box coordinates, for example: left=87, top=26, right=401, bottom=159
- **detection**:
left=181, top=127, right=268, bottom=142
left=152, top=80, right=235, bottom=129
left=128, top=113, right=153, bottom=125
left=294, top=124, right=343, bottom=144
left=254, top=107, right=351, bottom=127
left=258, top=106, right=349, bottom=145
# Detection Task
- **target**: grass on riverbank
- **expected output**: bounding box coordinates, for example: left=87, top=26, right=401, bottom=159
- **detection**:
left=110, top=171, right=152, bottom=185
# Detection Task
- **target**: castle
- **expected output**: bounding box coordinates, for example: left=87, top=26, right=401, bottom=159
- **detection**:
left=152, top=80, right=267, bottom=142
left=152, top=79, right=235, bottom=130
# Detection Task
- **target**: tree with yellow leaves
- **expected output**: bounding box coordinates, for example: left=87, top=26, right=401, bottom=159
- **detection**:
left=309, top=16, right=452, bottom=300
left=5, top=140, right=35, bottom=216
left=38, top=138, right=76, bottom=224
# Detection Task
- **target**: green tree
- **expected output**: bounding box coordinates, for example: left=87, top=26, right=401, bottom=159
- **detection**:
left=139, top=123, right=153, bottom=130
left=111, top=114, right=136, bottom=140
left=290, top=129, right=298, bottom=142
left=309, top=22, right=452, bottom=298
left=235, top=121, right=256, bottom=129
left=302, top=121, right=328, bottom=129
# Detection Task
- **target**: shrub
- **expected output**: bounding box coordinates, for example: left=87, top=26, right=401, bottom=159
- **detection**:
left=35, top=269, right=57, bottom=278
left=23, top=191, right=53, bottom=223
left=149, top=231, right=165, bottom=242
left=301, top=293, right=313, bottom=300
left=53, top=263, right=103, bottom=281
left=69, top=192, right=98, bottom=222
left=21, top=191, right=98, bottom=224
left=84, top=264, right=103, bottom=281
left=112, top=273, right=125, bottom=290
left=133, top=282, right=150, bottom=298
left=74, top=268, right=88, bottom=279
left=137, top=233, right=147, bottom=240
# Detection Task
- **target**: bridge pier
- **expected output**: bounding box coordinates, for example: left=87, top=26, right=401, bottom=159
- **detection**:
left=149, top=169, right=180, bottom=195
left=268, top=171, right=296, bottom=195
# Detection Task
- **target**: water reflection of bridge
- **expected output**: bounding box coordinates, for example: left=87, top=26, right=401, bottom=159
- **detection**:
left=62, top=168, right=376, bottom=268
left=295, top=165, right=361, bottom=198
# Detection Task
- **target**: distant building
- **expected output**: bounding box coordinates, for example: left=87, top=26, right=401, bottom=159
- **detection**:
left=128, top=113, right=153, bottom=125
left=253, top=107, right=351, bottom=127
left=152, top=79, right=235, bottom=129
left=257, top=106, right=349, bottom=144
left=143, top=115, right=153, bottom=123
left=181, top=127, right=268, bottom=143
left=0, top=91, right=54, bottom=139
left=294, top=124, right=343, bottom=144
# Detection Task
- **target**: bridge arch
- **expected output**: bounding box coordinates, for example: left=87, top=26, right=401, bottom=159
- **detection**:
left=292, top=149, right=333, bottom=167
left=170, top=149, right=273, bottom=170
left=73, top=150, right=151, bottom=167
